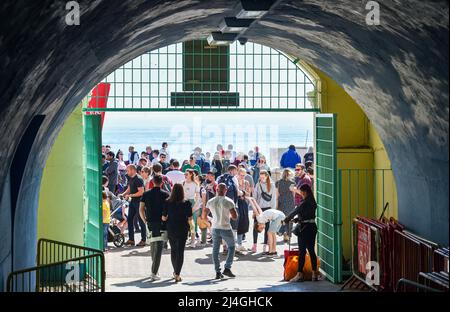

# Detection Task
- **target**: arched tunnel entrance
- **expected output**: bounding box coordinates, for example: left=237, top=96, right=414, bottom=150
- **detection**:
left=0, top=0, right=448, bottom=292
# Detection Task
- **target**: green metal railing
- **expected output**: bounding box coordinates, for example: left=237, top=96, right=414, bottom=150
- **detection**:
left=7, top=239, right=105, bottom=292
left=84, top=40, right=319, bottom=112
left=338, top=168, right=396, bottom=277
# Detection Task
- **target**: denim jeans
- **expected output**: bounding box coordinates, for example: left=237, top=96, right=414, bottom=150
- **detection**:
left=237, top=234, right=244, bottom=245
left=212, top=228, right=235, bottom=273
left=127, top=201, right=146, bottom=242
left=103, top=223, right=109, bottom=251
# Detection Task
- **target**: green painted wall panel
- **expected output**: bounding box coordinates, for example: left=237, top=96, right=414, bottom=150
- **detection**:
left=37, top=105, right=84, bottom=245
left=83, top=114, right=102, bottom=250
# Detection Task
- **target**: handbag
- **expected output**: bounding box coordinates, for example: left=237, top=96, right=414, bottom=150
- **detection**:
left=197, top=217, right=209, bottom=230
left=292, top=224, right=301, bottom=236
left=259, top=184, right=273, bottom=202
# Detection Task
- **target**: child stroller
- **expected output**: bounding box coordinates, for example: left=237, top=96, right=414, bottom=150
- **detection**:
left=108, top=196, right=128, bottom=248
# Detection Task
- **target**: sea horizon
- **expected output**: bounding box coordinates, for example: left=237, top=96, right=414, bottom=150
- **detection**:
left=102, top=112, right=314, bottom=164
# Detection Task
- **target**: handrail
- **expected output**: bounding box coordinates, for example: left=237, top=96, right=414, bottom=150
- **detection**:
left=7, top=238, right=105, bottom=292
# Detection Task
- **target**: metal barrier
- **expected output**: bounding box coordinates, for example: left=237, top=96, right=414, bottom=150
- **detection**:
left=7, top=238, right=105, bottom=292
left=338, top=169, right=396, bottom=278
left=433, top=247, right=449, bottom=273
left=392, top=230, right=438, bottom=292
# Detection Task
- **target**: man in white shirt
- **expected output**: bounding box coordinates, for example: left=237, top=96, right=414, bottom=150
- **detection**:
left=166, top=160, right=185, bottom=185
left=203, top=183, right=238, bottom=279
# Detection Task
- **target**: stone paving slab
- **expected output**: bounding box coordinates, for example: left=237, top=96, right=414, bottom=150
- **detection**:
left=105, top=227, right=341, bottom=292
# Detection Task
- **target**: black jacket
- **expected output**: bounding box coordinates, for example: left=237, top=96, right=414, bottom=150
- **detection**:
left=284, top=196, right=317, bottom=223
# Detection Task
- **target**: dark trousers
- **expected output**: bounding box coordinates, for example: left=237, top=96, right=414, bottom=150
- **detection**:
left=150, top=240, right=164, bottom=275
left=298, top=223, right=318, bottom=272
left=253, top=207, right=270, bottom=244
left=127, top=201, right=146, bottom=242
left=169, top=237, right=187, bottom=275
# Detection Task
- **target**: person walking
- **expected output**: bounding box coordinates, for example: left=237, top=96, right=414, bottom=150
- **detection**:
left=275, top=169, right=296, bottom=241
left=202, top=183, right=238, bottom=279
left=183, top=169, right=200, bottom=248
left=280, top=145, right=302, bottom=169
left=162, top=184, right=193, bottom=283
left=217, top=165, right=242, bottom=253
left=283, top=184, right=320, bottom=282
left=139, top=175, right=170, bottom=281
left=120, top=165, right=146, bottom=247
left=252, top=170, right=277, bottom=253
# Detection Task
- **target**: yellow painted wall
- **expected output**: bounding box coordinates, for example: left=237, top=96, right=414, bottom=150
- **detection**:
left=310, top=66, right=398, bottom=265
left=368, top=122, right=398, bottom=220
left=37, top=105, right=84, bottom=245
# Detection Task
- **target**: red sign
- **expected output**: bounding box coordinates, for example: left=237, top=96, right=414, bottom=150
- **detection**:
left=86, top=83, right=110, bottom=129
left=357, top=222, right=371, bottom=274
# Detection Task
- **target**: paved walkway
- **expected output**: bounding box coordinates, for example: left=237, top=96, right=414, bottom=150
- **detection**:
left=105, top=219, right=341, bottom=292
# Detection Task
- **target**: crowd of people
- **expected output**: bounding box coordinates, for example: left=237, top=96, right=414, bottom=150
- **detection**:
left=101, top=142, right=319, bottom=283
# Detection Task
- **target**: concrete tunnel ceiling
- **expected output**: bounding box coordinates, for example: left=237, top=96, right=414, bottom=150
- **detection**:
left=0, top=0, right=448, bottom=270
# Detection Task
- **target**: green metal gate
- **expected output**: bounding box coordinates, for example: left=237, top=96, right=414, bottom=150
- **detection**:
left=83, top=114, right=103, bottom=250
left=315, top=113, right=341, bottom=283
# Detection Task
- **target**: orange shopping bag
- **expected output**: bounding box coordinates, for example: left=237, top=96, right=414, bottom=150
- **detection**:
left=284, top=249, right=321, bottom=281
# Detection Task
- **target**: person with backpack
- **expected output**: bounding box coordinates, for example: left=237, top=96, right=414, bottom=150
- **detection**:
left=251, top=170, right=277, bottom=254
left=216, top=165, right=242, bottom=253
left=216, top=165, right=241, bottom=204
left=147, top=163, right=173, bottom=193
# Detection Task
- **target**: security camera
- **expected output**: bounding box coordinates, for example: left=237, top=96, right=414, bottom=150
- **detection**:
left=238, top=37, right=248, bottom=45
